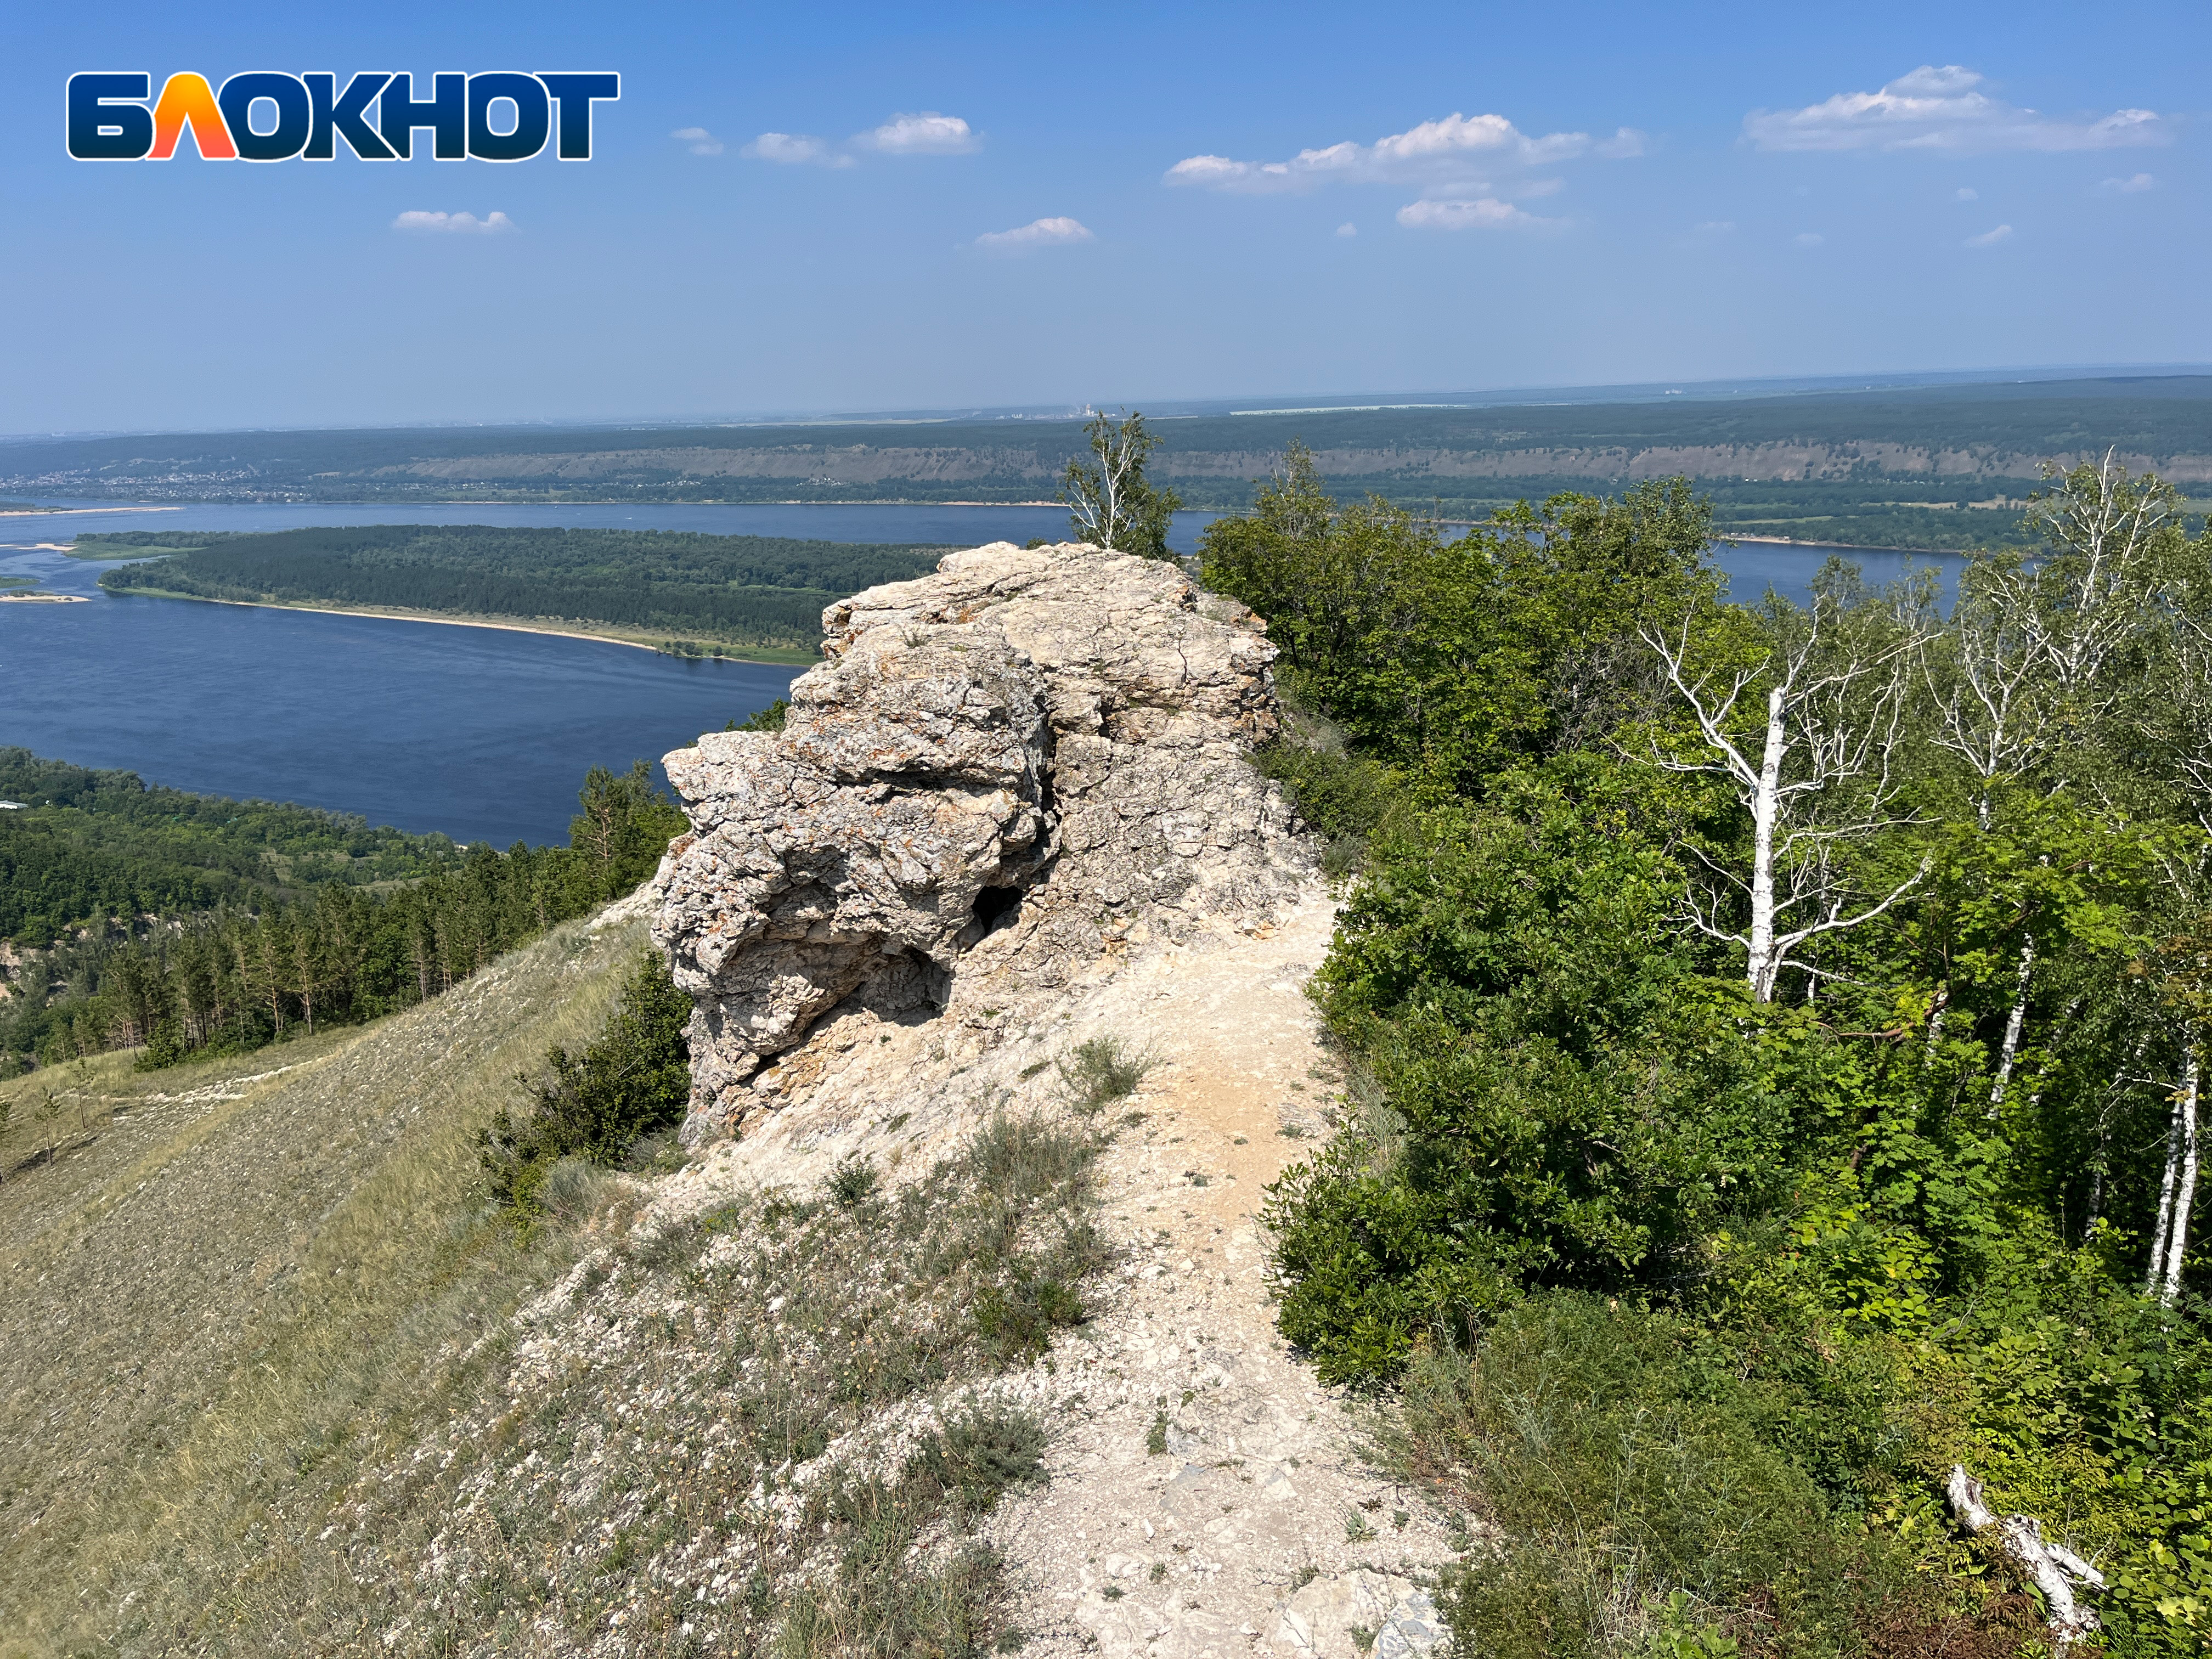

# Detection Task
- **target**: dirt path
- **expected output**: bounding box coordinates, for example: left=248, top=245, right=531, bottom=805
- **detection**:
left=988, top=894, right=1460, bottom=1659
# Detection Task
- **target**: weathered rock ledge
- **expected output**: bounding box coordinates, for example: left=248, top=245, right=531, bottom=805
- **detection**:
left=649, top=540, right=1314, bottom=1146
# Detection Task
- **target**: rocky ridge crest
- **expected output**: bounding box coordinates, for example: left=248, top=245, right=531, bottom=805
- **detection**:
left=649, top=540, right=1312, bottom=1146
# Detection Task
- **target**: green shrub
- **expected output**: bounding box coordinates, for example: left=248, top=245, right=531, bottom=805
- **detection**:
left=479, top=948, right=692, bottom=1214
left=1393, top=1295, right=2032, bottom=1659
left=907, top=1404, right=1049, bottom=1516
left=973, top=1267, right=1087, bottom=1362
left=1055, top=1036, right=1152, bottom=1116
left=1266, top=761, right=1806, bottom=1385
left=827, top=1154, right=880, bottom=1207
left=731, top=697, right=789, bottom=733
left=1250, top=728, right=1403, bottom=876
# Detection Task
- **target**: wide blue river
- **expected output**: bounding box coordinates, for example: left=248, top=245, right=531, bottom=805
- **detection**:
left=0, top=500, right=1962, bottom=846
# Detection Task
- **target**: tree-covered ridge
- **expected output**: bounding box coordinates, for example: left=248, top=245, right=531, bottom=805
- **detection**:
left=91, top=524, right=948, bottom=648
left=1207, top=450, right=2212, bottom=1654
left=10, top=379, right=2212, bottom=549
left=0, top=748, right=465, bottom=946
left=2, top=761, right=685, bottom=1071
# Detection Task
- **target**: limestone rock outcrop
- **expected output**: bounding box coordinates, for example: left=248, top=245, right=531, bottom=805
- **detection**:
left=648, top=541, right=1312, bottom=1144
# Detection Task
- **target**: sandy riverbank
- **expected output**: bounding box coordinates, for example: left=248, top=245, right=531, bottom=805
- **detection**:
left=107, top=589, right=817, bottom=664
left=0, top=505, right=181, bottom=518
left=1725, top=531, right=1959, bottom=554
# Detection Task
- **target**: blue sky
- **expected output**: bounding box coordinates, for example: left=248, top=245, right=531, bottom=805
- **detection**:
left=4, top=0, right=2207, bottom=433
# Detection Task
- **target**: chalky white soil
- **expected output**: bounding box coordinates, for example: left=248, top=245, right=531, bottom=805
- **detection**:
left=641, top=887, right=1464, bottom=1659
left=984, top=895, right=1460, bottom=1659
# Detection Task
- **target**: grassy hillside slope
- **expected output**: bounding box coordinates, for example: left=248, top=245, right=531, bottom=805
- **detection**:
left=0, top=900, right=1107, bottom=1657
left=0, top=910, right=647, bottom=1655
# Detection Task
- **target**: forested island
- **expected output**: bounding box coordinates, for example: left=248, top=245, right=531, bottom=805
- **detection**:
left=87, top=524, right=947, bottom=658
left=10, top=374, right=2211, bottom=550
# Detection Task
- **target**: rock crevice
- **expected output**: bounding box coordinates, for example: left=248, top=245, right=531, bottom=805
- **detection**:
left=650, top=541, right=1311, bottom=1143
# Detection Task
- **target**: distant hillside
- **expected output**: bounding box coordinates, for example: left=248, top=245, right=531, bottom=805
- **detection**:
left=92, top=523, right=946, bottom=654
left=0, top=747, right=460, bottom=946
left=13, top=374, right=2212, bottom=549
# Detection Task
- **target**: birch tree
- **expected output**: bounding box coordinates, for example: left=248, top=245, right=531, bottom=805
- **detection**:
left=1923, top=457, right=2180, bottom=1141
left=2147, top=1038, right=2201, bottom=1306
left=1934, top=453, right=2174, bottom=812
left=1059, top=410, right=1183, bottom=560
left=1646, top=574, right=1931, bottom=1002
left=1928, top=549, right=2053, bottom=827
left=2023, top=450, right=2176, bottom=713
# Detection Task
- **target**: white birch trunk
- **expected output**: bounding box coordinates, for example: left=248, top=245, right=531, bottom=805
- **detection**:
left=1924, top=985, right=1949, bottom=1059
left=2158, top=1041, right=2200, bottom=1306
left=1988, top=935, right=2034, bottom=1111
left=1947, top=1464, right=2104, bottom=1645
left=2148, top=1098, right=2182, bottom=1297
left=1746, top=687, right=1786, bottom=1000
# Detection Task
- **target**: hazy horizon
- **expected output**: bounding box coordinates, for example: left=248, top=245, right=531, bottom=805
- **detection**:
left=10, top=1, right=2208, bottom=432
left=9, top=359, right=2212, bottom=446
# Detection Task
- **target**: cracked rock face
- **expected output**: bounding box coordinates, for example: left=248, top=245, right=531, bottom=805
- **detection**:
left=650, top=541, right=1310, bottom=1144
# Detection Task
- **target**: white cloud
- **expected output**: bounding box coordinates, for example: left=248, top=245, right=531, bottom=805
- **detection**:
left=670, top=126, right=725, bottom=156
left=975, top=216, right=1094, bottom=251
left=392, top=210, right=517, bottom=235
left=1165, top=112, right=1644, bottom=194
left=1955, top=185, right=1978, bottom=200
left=1794, top=232, right=1825, bottom=246
left=2103, top=172, right=2157, bottom=193
left=1396, top=197, right=1558, bottom=231
left=743, top=112, right=977, bottom=169
left=1336, top=222, right=1358, bottom=238
left=1745, top=65, right=2166, bottom=153
left=741, top=132, right=854, bottom=167
left=856, top=112, right=979, bottom=154
left=1694, top=219, right=1736, bottom=234
left=1965, top=223, right=2014, bottom=246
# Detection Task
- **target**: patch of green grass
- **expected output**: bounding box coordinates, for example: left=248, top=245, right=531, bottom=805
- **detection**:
left=1381, top=1294, right=2049, bottom=1659
left=828, top=1153, right=881, bottom=1207
left=908, top=1403, right=1050, bottom=1517
left=1056, top=1035, right=1154, bottom=1115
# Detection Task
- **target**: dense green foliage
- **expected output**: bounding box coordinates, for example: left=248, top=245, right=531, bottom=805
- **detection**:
left=478, top=948, right=693, bottom=1214
left=0, top=747, right=461, bottom=945
left=1203, top=456, right=2212, bottom=1654
left=92, top=524, right=944, bottom=648
left=1391, top=1297, right=2053, bottom=1658
left=4, top=762, right=685, bottom=1071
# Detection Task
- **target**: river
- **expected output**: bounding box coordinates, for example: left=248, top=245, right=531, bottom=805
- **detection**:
left=0, top=500, right=1964, bottom=845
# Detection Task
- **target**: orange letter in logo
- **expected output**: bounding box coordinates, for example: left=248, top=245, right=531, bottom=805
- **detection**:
left=149, top=72, right=237, bottom=159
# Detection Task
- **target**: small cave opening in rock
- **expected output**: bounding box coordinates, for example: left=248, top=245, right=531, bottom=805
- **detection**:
left=972, top=884, right=1024, bottom=933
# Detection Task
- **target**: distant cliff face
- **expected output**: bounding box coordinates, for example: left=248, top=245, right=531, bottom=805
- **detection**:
left=648, top=541, right=1311, bottom=1144
left=385, top=438, right=2212, bottom=487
